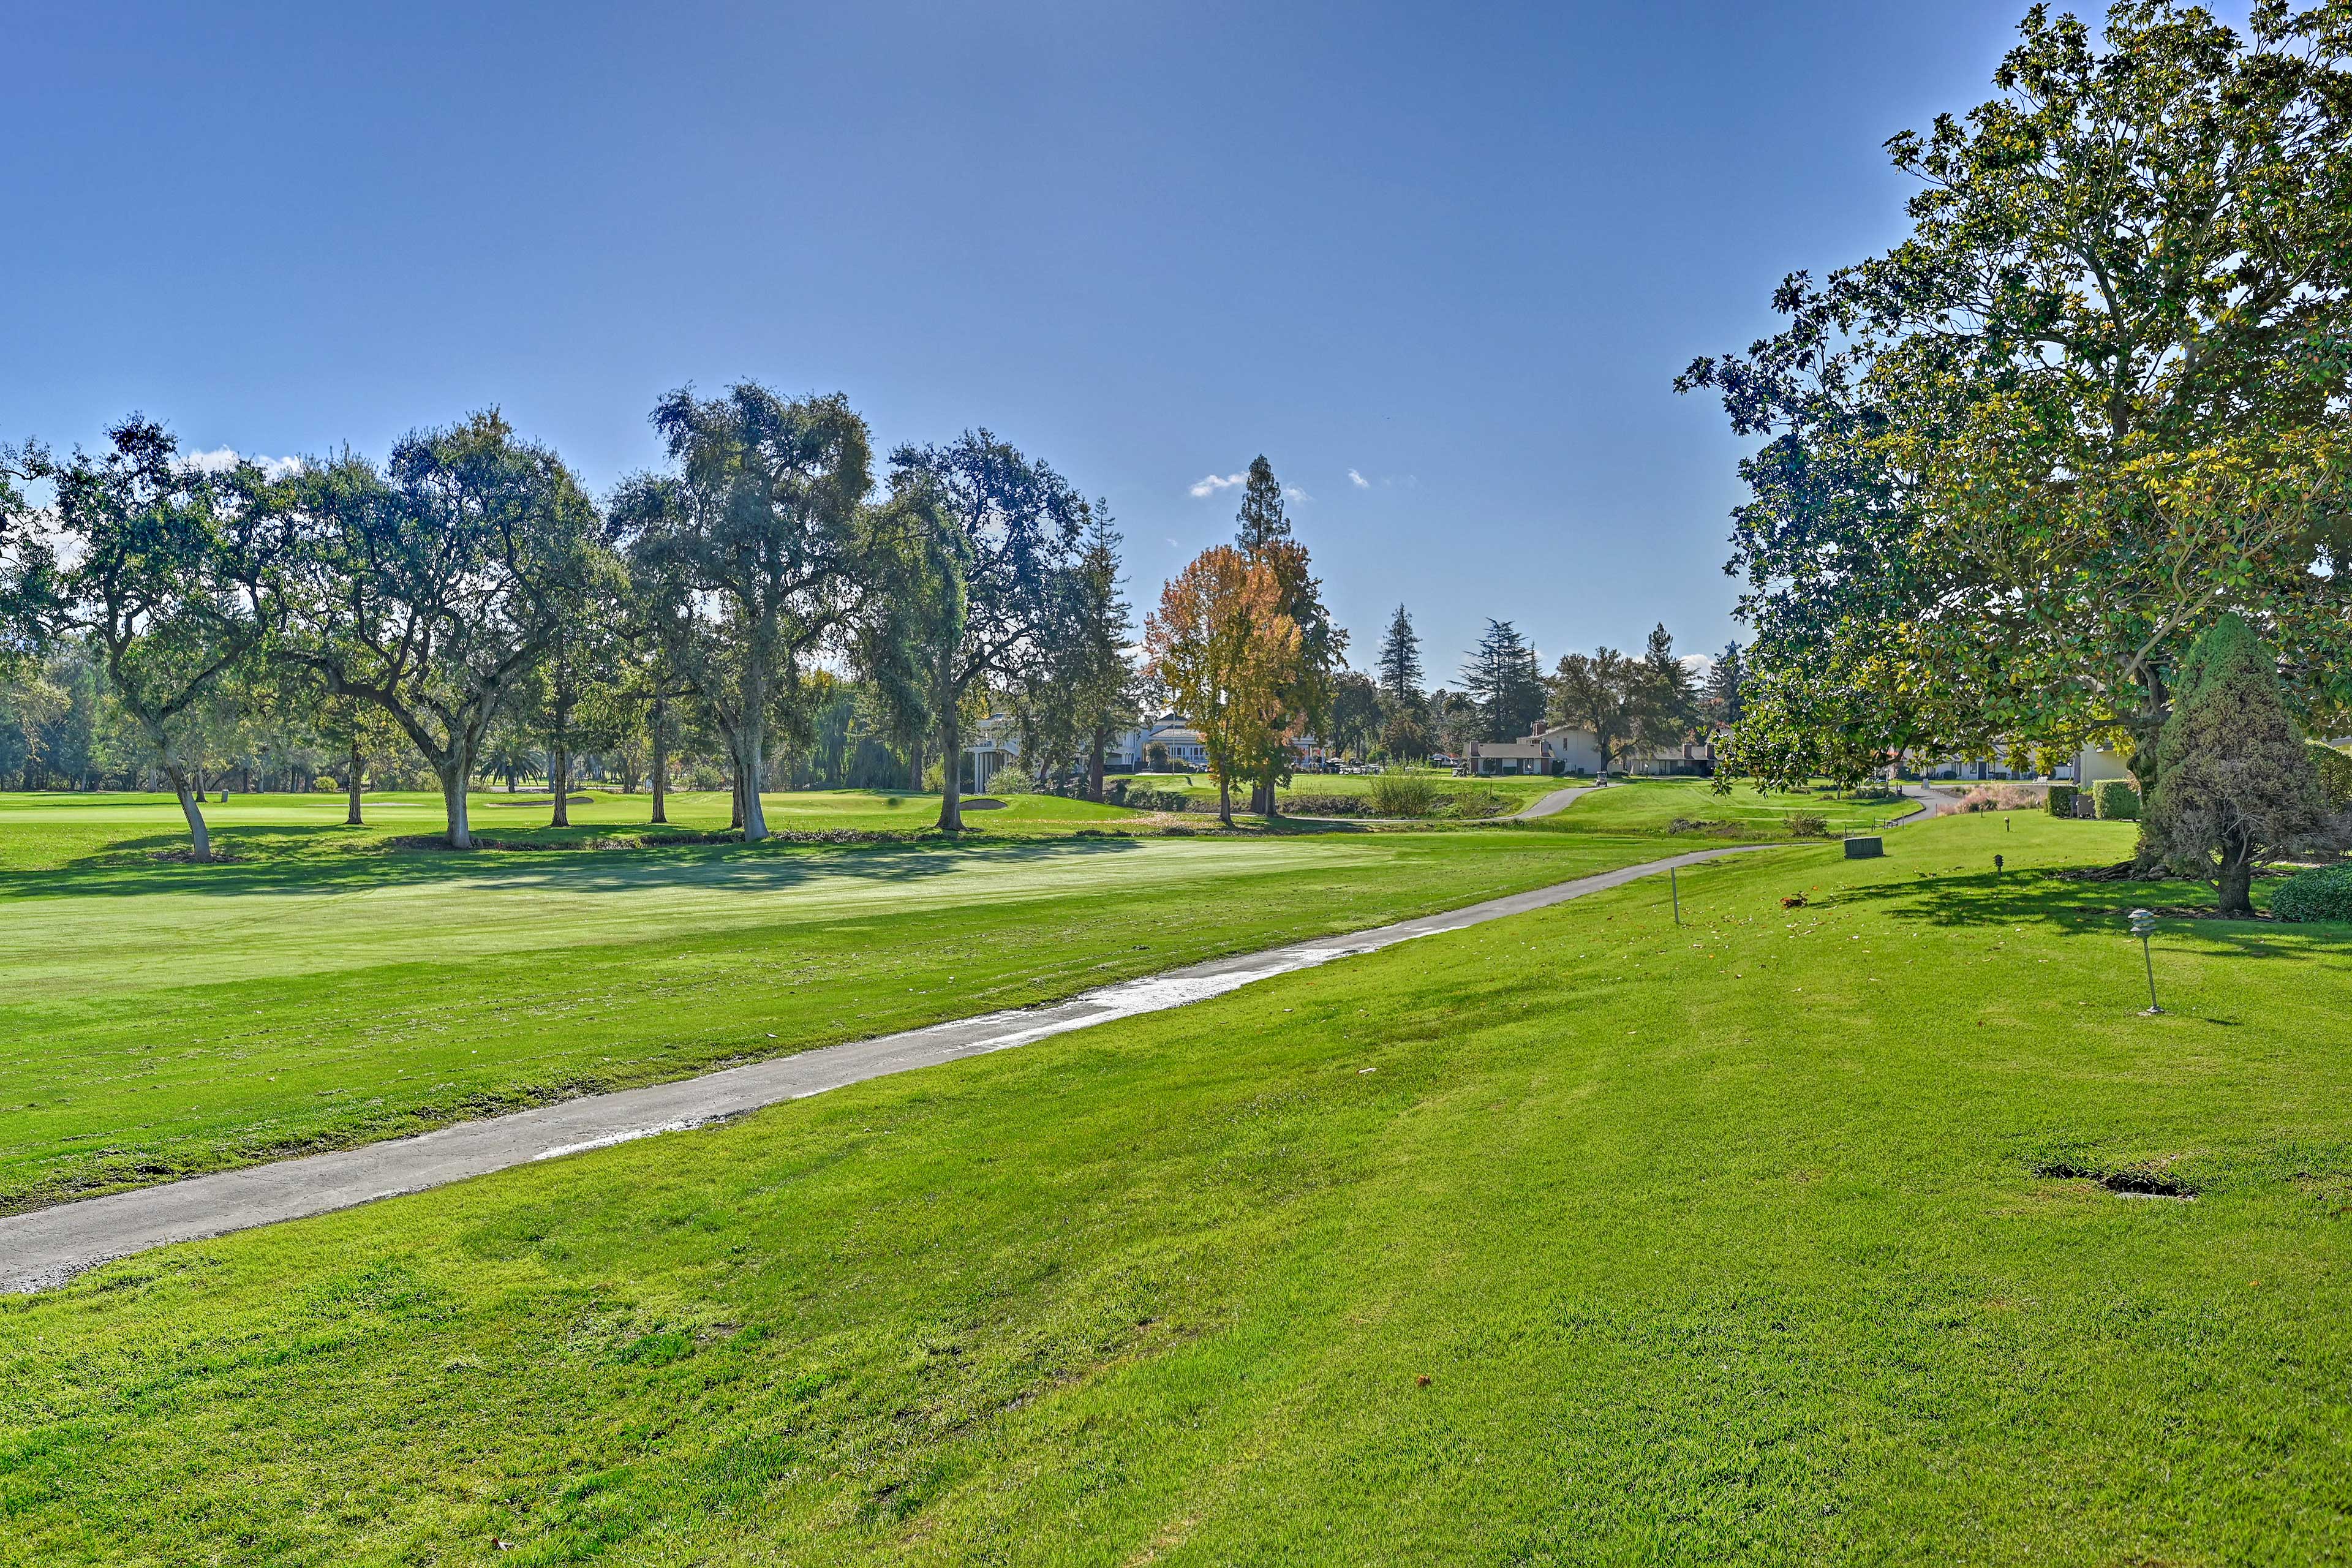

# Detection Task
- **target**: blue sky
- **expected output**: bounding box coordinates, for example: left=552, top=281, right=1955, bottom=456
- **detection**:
left=0, top=1, right=2199, bottom=681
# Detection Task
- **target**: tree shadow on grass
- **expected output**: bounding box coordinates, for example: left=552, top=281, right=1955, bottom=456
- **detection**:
left=1827, top=866, right=2342, bottom=959
left=0, top=825, right=1155, bottom=903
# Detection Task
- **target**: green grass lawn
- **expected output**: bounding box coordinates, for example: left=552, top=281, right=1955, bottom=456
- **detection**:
left=0, top=787, right=1134, bottom=872
left=1511, top=776, right=1920, bottom=837
left=0, top=805, right=1693, bottom=1212
left=6, top=812, right=2348, bottom=1564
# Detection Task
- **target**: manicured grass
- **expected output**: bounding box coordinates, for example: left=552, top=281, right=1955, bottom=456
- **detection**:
left=0, top=788, right=1133, bottom=872
left=6, top=812, right=2348, bottom=1564
left=0, top=819, right=1685, bottom=1212
left=1511, top=776, right=1919, bottom=837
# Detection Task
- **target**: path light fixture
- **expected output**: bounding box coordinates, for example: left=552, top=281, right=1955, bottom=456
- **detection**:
left=2128, top=907, right=2163, bottom=1014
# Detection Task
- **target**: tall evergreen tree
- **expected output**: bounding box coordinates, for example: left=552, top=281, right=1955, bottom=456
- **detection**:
left=1376, top=603, right=1423, bottom=706
left=1634, top=622, right=1699, bottom=752
left=2145, top=614, right=2326, bottom=916
left=1461, top=620, right=1544, bottom=742
left=1234, top=454, right=1287, bottom=550
left=1702, top=640, right=1746, bottom=727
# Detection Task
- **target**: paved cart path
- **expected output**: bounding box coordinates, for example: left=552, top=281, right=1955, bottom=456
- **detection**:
left=0, top=843, right=1776, bottom=1295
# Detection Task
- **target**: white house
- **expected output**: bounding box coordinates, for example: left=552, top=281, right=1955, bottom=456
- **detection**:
left=1466, top=722, right=1604, bottom=777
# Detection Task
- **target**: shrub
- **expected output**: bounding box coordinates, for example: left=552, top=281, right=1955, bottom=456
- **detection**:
left=314, top=776, right=339, bottom=794
left=1279, top=793, right=1362, bottom=816
left=1368, top=774, right=1440, bottom=816
left=2094, top=780, right=2141, bottom=821
left=2272, top=864, right=2352, bottom=923
left=2311, top=743, right=2352, bottom=810
left=1959, top=783, right=2040, bottom=813
left=1442, top=789, right=1510, bottom=820
left=2046, top=784, right=2079, bottom=818
left=1785, top=814, right=1830, bottom=837
left=1103, top=782, right=1194, bottom=813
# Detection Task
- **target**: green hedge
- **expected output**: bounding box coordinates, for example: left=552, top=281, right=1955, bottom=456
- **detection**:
left=2312, top=744, right=2352, bottom=810
left=2046, top=785, right=2079, bottom=818
left=2272, top=864, right=2352, bottom=923
left=2094, top=780, right=2141, bottom=821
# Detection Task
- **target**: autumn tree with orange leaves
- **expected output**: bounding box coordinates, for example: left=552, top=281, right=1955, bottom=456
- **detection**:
left=1145, top=545, right=1299, bottom=826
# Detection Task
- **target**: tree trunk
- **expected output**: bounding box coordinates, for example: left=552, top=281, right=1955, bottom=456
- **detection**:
left=909, top=737, right=924, bottom=792
left=936, top=652, right=963, bottom=832
left=1217, top=773, right=1233, bottom=827
left=650, top=695, right=669, bottom=825
left=1087, top=728, right=1106, bottom=804
left=440, top=761, right=473, bottom=850
left=345, top=737, right=364, bottom=826
left=550, top=741, right=570, bottom=827
left=2217, top=824, right=2257, bottom=916
left=735, top=720, right=769, bottom=840
left=164, top=764, right=213, bottom=861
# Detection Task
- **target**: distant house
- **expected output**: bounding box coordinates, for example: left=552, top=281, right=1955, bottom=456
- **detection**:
left=1466, top=722, right=1603, bottom=777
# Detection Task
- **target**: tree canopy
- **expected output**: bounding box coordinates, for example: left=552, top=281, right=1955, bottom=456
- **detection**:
left=1681, top=0, right=2352, bottom=790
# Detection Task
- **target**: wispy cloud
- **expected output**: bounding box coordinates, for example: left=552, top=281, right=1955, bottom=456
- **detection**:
left=181, top=446, right=304, bottom=480
left=1188, top=472, right=1246, bottom=498
left=1348, top=468, right=1370, bottom=489
left=1283, top=485, right=1310, bottom=503
left=1346, top=469, right=1417, bottom=491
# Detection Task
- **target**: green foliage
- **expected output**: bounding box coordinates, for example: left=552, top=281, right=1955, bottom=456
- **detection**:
left=2046, top=784, right=2079, bottom=819
left=2271, top=864, right=2352, bottom=924
left=2146, top=615, right=2327, bottom=913
left=2093, top=780, right=2140, bottom=821
left=1368, top=772, right=1439, bottom=816
left=1461, top=620, right=1545, bottom=742
left=2310, top=743, right=2352, bottom=811
left=1681, top=3, right=2352, bottom=791
left=1784, top=813, right=1829, bottom=837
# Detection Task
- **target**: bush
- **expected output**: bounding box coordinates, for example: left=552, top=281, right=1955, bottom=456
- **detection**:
left=1104, top=780, right=1194, bottom=813
left=2046, top=785, right=2079, bottom=818
left=2311, top=743, right=2352, bottom=810
left=2272, top=864, right=2352, bottom=922
left=1279, top=793, right=1362, bottom=816
left=2094, top=780, right=2141, bottom=821
left=1368, top=773, right=1440, bottom=816
left=1785, top=813, right=1830, bottom=837
left=314, top=776, right=339, bottom=794
left=1442, top=788, right=1510, bottom=819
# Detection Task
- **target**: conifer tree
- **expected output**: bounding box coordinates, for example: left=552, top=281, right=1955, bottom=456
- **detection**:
left=1376, top=603, right=1423, bottom=706
left=2145, top=614, right=2326, bottom=916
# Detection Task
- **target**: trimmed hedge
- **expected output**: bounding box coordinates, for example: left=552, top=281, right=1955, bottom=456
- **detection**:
left=2272, top=864, right=2352, bottom=923
left=2046, top=785, right=2079, bottom=818
left=2094, top=780, right=2141, bottom=821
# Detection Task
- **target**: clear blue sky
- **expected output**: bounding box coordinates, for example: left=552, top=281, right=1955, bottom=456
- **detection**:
left=0, top=1, right=2203, bottom=680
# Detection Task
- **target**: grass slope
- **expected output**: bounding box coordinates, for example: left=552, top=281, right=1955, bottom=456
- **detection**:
left=0, top=822, right=1681, bottom=1212
left=6, top=813, right=2348, bottom=1564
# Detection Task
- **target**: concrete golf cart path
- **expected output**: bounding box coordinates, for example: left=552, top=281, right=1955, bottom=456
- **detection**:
left=0, top=842, right=1776, bottom=1295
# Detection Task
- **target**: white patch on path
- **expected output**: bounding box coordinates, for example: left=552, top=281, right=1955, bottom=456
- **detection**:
left=0, top=844, right=1774, bottom=1295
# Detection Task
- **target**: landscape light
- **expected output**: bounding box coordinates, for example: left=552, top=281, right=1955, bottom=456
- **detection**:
left=2127, top=907, right=2163, bottom=1014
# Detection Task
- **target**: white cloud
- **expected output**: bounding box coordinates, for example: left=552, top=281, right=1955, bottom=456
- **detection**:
left=180, top=446, right=303, bottom=481
left=1348, top=468, right=1370, bottom=489
left=1188, top=472, right=1246, bottom=498
left=1284, top=486, right=1310, bottom=503
left=1165, top=536, right=1181, bottom=549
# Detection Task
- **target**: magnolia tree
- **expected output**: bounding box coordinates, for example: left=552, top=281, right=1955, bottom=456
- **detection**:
left=1681, top=1, right=2352, bottom=793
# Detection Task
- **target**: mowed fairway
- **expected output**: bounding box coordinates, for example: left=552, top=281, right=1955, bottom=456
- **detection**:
left=0, top=789, right=1713, bottom=1211
left=4, top=812, right=2348, bottom=1564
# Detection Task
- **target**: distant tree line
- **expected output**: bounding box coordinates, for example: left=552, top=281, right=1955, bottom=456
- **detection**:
left=0, top=390, right=1144, bottom=857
